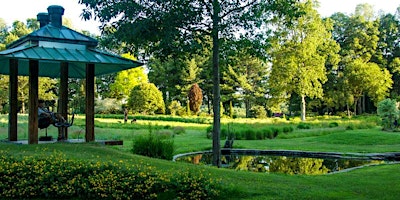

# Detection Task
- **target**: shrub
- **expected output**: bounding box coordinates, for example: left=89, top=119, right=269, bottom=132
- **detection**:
left=377, top=98, right=399, bottom=130
left=244, top=129, right=256, bottom=140
left=128, top=83, right=165, bottom=115
left=0, top=152, right=220, bottom=199
left=156, top=130, right=174, bottom=139
left=272, top=127, right=280, bottom=138
left=346, top=124, right=355, bottom=130
left=256, top=130, right=264, bottom=140
left=248, top=105, right=267, bottom=119
left=263, top=128, right=273, bottom=139
left=95, top=98, right=122, bottom=114
left=328, top=122, right=339, bottom=128
left=297, top=123, right=311, bottom=129
left=173, top=126, right=185, bottom=135
left=132, top=133, right=175, bottom=160
left=282, top=126, right=294, bottom=133
left=168, top=100, right=182, bottom=116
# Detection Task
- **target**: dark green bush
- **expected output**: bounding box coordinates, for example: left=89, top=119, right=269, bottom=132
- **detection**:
left=272, top=127, right=280, bottom=138
left=263, top=128, right=273, bottom=139
left=244, top=129, right=257, bottom=140
left=132, top=133, right=175, bottom=160
left=256, top=130, right=264, bottom=140
left=297, top=123, right=311, bottom=129
left=282, top=126, right=294, bottom=133
left=346, top=124, right=355, bottom=130
left=328, top=122, right=339, bottom=128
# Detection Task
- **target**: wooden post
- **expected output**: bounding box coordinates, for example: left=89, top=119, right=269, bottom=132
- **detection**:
left=28, top=60, right=39, bottom=144
left=85, top=63, right=95, bottom=142
left=58, top=62, right=69, bottom=140
left=8, top=59, right=18, bottom=141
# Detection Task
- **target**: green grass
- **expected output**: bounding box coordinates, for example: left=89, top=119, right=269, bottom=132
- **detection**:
left=0, top=143, right=399, bottom=199
left=1, top=114, right=400, bottom=199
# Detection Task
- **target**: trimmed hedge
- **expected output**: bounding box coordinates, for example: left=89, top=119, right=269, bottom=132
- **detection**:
left=94, top=114, right=212, bottom=124
left=0, top=151, right=220, bottom=199
left=207, top=125, right=294, bottom=140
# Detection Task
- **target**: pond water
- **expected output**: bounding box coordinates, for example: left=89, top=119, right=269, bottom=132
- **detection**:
left=174, top=151, right=395, bottom=175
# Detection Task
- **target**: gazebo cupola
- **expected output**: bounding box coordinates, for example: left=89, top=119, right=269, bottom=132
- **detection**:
left=0, top=5, right=143, bottom=144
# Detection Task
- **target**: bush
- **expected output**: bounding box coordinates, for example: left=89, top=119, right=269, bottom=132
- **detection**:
left=0, top=152, right=220, bottom=199
left=132, top=133, right=175, bottom=160
left=95, top=98, right=122, bottom=114
left=297, top=123, right=311, bottom=129
left=173, top=126, right=185, bottom=135
left=168, top=100, right=182, bottom=116
left=377, top=98, right=399, bottom=130
left=244, top=129, right=257, bottom=140
left=328, top=122, right=339, bottom=128
left=282, top=126, right=294, bottom=133
left=346, top=124, right=355, bottom=130
left=256, top=130, right=264, bottom=140
left=128, top=83, right=165, bottom=115
left=272, top=127, right=280, bottom=138
left=263, top=128, right=273, bottom=139
left=248, top=105, right=267, bottom=119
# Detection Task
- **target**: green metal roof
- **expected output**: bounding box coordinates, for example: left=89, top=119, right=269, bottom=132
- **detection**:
left=0, top=5, right=143, bottom=79
left=0, top=44, right=143, bottom=78
left=6, top=25, right=98, bottom=49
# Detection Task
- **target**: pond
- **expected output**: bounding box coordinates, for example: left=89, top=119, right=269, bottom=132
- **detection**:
left=174, top=150, right=400, bottom=175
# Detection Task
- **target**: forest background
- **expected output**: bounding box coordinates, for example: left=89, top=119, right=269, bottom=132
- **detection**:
left=0, top=0, right=399, bottom=122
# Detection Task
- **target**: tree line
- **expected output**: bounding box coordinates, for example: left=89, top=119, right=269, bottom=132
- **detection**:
left=1, top=1, right=399, bottom=121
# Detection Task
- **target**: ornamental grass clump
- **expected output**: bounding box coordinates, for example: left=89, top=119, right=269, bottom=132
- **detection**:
left=132, top=133, right=175, bottom=160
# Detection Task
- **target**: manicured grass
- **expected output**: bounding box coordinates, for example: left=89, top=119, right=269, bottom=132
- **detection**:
left=0, top=143, right=399, bottom=199
left=1, top=114, right=400, bottom=199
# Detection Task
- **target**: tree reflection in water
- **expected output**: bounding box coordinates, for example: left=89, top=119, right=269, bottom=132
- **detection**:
left=175, top=153, right=384, bottom=175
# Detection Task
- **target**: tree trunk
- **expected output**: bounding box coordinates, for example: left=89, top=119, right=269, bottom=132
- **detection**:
left=211, top=0, right=221, bottom=167
left=229, top=100, right=233, bottom=118
left=301, top=95, right=306, bottom=121
left=347, top=103, right=350, bottom=117
left=245, top=98, right=251, bottom=118
left=21, top=100, right=25, bottom=114
left=353, top=100, right=357, bottom=116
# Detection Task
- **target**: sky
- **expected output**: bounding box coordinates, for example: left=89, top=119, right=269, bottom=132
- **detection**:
left=0, top=0, right=399, bottom=36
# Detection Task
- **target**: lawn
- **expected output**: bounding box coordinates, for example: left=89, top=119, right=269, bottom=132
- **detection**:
left=0, top=114, right=399, bottom=199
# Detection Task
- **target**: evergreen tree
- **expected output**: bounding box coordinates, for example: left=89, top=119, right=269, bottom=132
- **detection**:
left=188, top=83, right=203, bottom=114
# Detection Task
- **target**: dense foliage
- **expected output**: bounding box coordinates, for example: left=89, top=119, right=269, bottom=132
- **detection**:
left=0, top=151, right=220, bottom=199
left=128, top=83, right=165, bottom=115
left=188, top=83, right=203, bottom=114
left=133, top=132, right=175, bottom=160
left=377, top=98, right=399, bottom=130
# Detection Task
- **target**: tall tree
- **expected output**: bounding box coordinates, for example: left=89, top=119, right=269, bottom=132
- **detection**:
left=0, top=18, right=7, bottom=50
left=269, top=0, right=339, bottom=121
left=188, top=83, right=203, bottom=114
left=330, top=9, right=392, bottom=115
left=374, top=13, right=400, bottom=96
left=221, top=45, right=269, bottom=117
left=80, top=0, right=300, bottom=166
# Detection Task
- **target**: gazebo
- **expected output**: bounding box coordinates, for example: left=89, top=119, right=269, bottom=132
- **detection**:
left=0, top=5, right=143, bottom=144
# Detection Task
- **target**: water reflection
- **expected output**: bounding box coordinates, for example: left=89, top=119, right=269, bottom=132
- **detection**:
left=175, top=153, right=384, bottom=175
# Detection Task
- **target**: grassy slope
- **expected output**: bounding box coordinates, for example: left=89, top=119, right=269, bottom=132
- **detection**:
left=1, top=114, right=400, bottom=199
left=0, top=143, right=399, bottom=200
